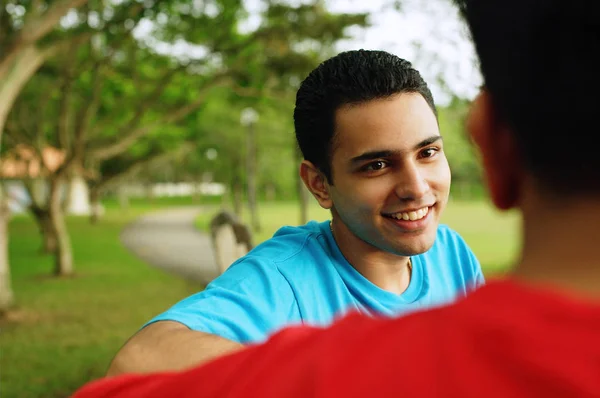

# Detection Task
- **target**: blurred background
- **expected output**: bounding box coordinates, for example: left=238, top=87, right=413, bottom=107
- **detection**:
left=0, top=0, right=518, bottom=397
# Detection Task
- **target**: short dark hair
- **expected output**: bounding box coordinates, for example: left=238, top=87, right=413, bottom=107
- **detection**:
left=294, top=49, right=436, bottom=183
left=457, top=0, right=600, bottom=195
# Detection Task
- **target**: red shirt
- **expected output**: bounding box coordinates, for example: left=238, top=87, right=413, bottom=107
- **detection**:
left=72, top=280, right=600, bottom=398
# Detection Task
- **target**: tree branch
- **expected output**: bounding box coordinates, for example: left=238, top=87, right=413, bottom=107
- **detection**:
left=0, top=32, right=93, bottom=151
left=21, top=0, right=89, bottom=44
left=0, top=0, right=89, bottom=79
left=57, top=69, right=75, bottom=153
left=22, top=177, right=47, bottom=210
left=89, top=73, right=231, bottom=161
left=95, top=143, right=197, bottom=193
left=88, top=64, right=184, bottom=142
left=15, top=100, right=37, bottom=143
left=4, top=121, right=33, bottom=148
left=122, top=66, right=182, bottom=137
left=73, top=61, right=104, bottom=159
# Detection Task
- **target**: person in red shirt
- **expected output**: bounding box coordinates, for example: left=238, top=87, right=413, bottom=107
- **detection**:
left=71, top=0, right=600, bottom=396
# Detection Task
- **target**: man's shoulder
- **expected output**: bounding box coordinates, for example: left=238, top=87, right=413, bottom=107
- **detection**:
left=238, top=220, right=329, bottom=266
left=430, top=224, right=472, bottom=253
left=435, top=224, right=466, bottom=242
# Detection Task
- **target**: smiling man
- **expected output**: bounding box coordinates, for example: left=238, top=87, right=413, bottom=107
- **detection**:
left=106, top=50, right=484, bottom=377
left=305, top=89, right=452, bottom=295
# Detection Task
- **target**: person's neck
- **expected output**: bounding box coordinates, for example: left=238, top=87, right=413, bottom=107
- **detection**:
left=330, top=218, right=411, bottom=295
left=512, top=193, right=600, bottom=301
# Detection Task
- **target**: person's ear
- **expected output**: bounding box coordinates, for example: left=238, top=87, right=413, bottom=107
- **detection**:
left=467, top=90, right=523, bottom=210
left=299, top=160, right=333, bottom=209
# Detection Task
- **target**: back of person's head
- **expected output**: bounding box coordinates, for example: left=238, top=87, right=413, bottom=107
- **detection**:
left=294, top=49, right=435, bottom=183
left=457, top=0, right=600, bottom=196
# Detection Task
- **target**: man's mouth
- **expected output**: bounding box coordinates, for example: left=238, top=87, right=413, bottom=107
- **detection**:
left=383, top=206, right=431, bottom=221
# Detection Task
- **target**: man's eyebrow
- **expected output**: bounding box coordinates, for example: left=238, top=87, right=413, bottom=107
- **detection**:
left=350, top=135, right=443, bottom=165
left=414, top=135, right=442, bottom=150
left=350, top=150, right=399, bottom=165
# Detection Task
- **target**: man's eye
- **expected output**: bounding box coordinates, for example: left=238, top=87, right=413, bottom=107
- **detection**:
left=364, top=161, right=387, bottom=171
left=420, top=148, right=439, bottom=159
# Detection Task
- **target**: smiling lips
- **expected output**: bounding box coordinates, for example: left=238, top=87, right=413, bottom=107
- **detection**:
left=385, top=206, right=430, bottom=221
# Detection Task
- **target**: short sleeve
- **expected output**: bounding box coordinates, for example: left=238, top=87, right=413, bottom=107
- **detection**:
left=467, top=245, right=485, bottom=288
left=436, top=225, right=486, bottom=294
left=143, top=256, right=300, bottom=344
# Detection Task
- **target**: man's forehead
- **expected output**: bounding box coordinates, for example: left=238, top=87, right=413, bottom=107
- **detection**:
left=329, top=93, right=439, bottom=160
left=332, top=126, right=441, bottom=158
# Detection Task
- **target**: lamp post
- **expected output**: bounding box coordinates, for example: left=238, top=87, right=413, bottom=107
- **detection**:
left=240, top=108, right=260, bottom=232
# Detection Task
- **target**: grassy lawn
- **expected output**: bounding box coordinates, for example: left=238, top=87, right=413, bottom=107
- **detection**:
left=197, top=199, right=520, bottom=277
left=441, top=200, right=520, bottom=275
left=1, top=200, right=204, bottom=398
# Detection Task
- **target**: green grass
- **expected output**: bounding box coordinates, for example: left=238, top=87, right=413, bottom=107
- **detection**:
left=1, top=203, right=203, bottom=398
left=441, top=200, right=520, bottom=275
left=196, top=199, right=520, bottom=277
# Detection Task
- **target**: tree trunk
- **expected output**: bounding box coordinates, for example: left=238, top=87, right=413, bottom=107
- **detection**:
left=246, top=123, right=260, bottom=232
left=0, top=185, right=14, bottom=313
left=30, top=205, right=58, bottom=253
left=232, top=179, right=243, bottom=219
left=49, top=176, right=73, bottom=276
left=145, top=182, right=154, bottom=203
left=42, top=214, right=57, bottom=253
left=296, top=147, right=309, bottom=225
left=265, top=183, right=276, bottom=201
left=27, top=178, right=58, bottom=253
left=30, top=178, right=47, bottom=207
left=191, top=181, right=201, bottom=203
left=89, top=188, right=101, bottom=224
left=62, top=173, right=73, bottom=212
left=118, top=185, right=129, bottom=213
left=0, top=44, right=56, bottom=151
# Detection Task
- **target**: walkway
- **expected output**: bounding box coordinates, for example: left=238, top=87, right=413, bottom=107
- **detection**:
left=120, top=207, right=219, bottom=284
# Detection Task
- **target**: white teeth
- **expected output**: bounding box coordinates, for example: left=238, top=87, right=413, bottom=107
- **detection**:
left=388, top=206, right=430, bottom=221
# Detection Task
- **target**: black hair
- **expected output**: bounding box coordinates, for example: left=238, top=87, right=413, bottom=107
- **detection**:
left=457, top=0, right=600, bottom=194
left=294, top=49, right=436, bottom=183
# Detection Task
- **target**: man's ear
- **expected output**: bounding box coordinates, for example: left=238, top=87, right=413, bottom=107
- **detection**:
left=299, top=160, right=333, bottom=210
left=467, top=90, right=522, bottom=210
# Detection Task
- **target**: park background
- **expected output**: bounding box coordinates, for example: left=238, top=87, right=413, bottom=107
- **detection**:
left=0, top=1, right=519, bottom=397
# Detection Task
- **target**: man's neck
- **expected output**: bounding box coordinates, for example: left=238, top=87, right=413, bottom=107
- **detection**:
left=512, top=196, right=600, bottom=301
left=330, top=219, right=411, bottom=295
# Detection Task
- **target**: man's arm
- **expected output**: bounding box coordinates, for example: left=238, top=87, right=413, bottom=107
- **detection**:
left=106, top=320, right=244, bottom=376
left=72, top=309, right=445, bottom=398
left=107, top=256, right=298, bottom=376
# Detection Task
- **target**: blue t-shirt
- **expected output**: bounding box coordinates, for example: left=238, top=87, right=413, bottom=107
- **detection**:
left=146, top=220, right=484, bottom=344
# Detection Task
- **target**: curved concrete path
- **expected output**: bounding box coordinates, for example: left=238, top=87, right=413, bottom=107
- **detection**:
left=120, top=207, right=219, bottom=284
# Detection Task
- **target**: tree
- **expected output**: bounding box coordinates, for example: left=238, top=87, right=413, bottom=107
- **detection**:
left=4, top=0, right=242, bottom=276
left=0, top=0, right=89, bottom=313
left=0, top=0, right=90, bottom=146
left=3, top=0, right=371, bottom=282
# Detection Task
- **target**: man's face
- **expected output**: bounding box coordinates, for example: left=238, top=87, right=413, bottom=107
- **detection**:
left=327, top=92, right=451, bottom=256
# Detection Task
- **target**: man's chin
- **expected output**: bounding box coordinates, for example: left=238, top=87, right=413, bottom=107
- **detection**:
left=390, top=234, right=437, bottom=256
